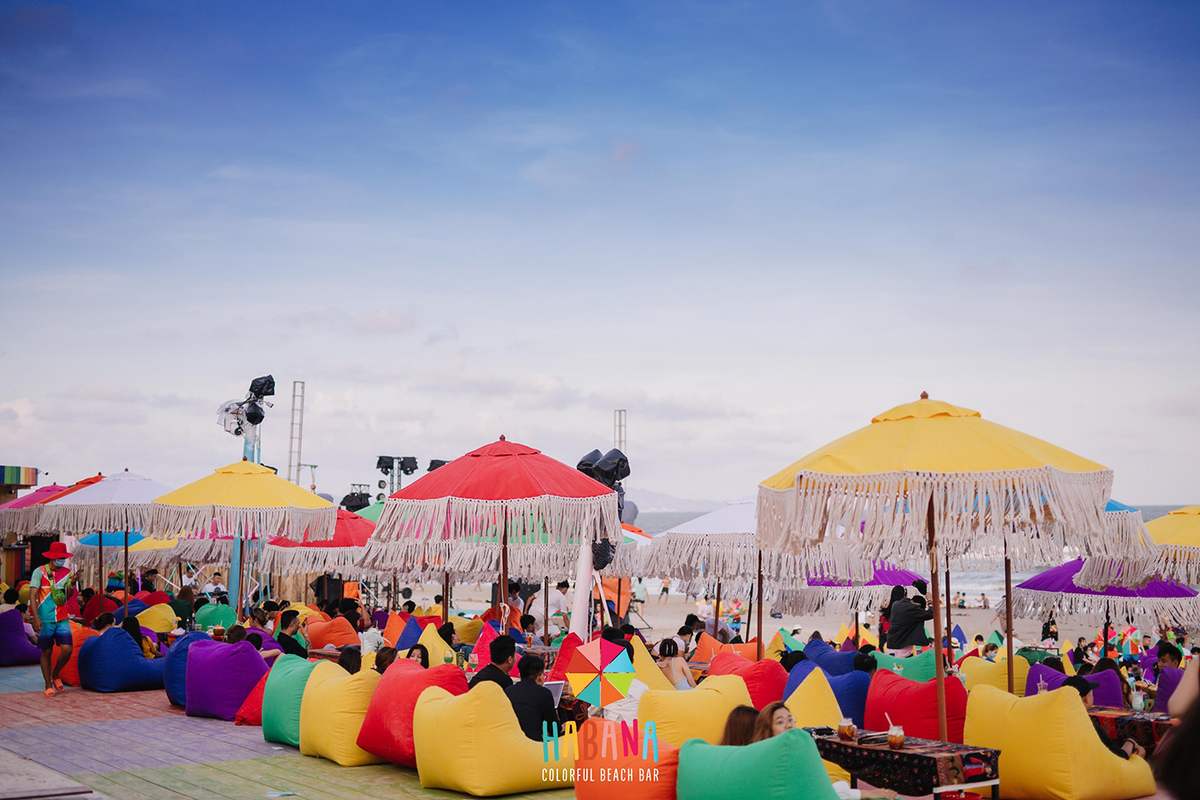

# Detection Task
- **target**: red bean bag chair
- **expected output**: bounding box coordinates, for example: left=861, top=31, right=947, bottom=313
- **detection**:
left=575, top=718, right=679, bottom=800
left=234, top=671, right=270, bottom=726
left=864, top=669, right=967, bottom=743
left=707, top=651, right=788, bottom=710
left=53, top=622, right=99, bottom=686
left=549, top=632, right=584, bottom=682
left=82, top=593, right=118, bottom=625
left=307, top=616, right=358, bottom=649
left=356, top=661, right=468, bottom=767
left=135, top=591, right=170, bottom=606
left=415, top=614, right=442, bottom=629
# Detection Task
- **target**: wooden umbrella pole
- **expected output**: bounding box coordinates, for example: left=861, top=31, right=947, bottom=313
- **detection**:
left=498, top=516, right=508, bottom=622
left=1103, top=602, right=1111, bottom=659
left=543, top=576, right=550, bottom=646
left=98, top=537, right=104, bottom=592
left=854, top=613, right=860, bottom=648
left=714, top=579, right=722, bottom=641
left=755, top=550, right=764, bottom=659
left=1005, top=554, right=1015, bottom=694
left=927, top=496, right=948, bottom=741
left=236, top=537, right=246, bottom=619
left=944, top=557, right=952, bottom=649
left=122, top=529, right=130, bottom=613
left=391, top=574, right=397, bottom=611
left=442, top=571, right=450, bottom=624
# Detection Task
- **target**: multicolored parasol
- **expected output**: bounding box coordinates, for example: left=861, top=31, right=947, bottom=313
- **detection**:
left=563, top=637, right=636, bottom=707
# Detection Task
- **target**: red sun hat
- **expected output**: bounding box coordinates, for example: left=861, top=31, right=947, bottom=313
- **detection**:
left=42, top=542, right=73, bottom=560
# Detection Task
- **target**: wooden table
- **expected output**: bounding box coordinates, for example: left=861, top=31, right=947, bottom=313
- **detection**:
left=1088, top=708, right=1175, bottom=756
left=806, top=728, right=1000, bottom=799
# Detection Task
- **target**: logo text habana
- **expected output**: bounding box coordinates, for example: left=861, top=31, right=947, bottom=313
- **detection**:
left=541, top=719, right=659, bottom=763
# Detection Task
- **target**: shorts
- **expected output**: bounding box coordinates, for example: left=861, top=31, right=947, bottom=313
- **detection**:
left=37, top=620, right=72, bottom=649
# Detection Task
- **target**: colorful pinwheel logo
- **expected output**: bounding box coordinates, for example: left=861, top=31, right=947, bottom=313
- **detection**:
left=564, top=637, right=635, bottom=708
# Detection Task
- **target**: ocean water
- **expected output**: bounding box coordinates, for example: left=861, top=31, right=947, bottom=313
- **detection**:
left=635, top=504, right=1191, bottom=601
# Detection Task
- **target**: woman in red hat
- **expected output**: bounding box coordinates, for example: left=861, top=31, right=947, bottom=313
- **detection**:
left=29, top=542, right=77, bottom=697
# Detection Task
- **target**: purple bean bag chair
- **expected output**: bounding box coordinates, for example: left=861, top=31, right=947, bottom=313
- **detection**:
left=185, top=639, right=269, bottom=720
left=372, top=609, right=388, bottom=631
left=0, top=608, right=40, bottom=666
left=1086, top=667, right=1125, bottom=708
left=78, top=628, right=165, bottom=692
left=1025, top=662, right=1070, bottom=696
left=838, top=638, right=857, bottom=652
left=1138, top=647, right=1158, bottom=674
left=165, top=631, right=210, bottom=706
left=245, top=626, right=282, bottom=653
left=1153, top=667, right=1184, bottom=712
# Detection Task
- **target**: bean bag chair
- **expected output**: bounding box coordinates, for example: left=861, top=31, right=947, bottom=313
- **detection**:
left=676, top=728, right=838, bottom=800
left=112, top=599, right=148, bottom=623
left=1025, top=662, right=1070, bottom=696
left=784, top=668, right=851, bottom=783
left=637, top=674, right=752, bottom=746
left=574, top=718, right=680, bottom=800
left=959, top=655, right=1029, bottom=696
left=803, top=639, right=856, bottom=675
left=139, top=591, right=170, bottom=606
left=262, top=654, right=319, bottom=747
left=245, top=626, right=282, bottom=652
left=827, top=669, right=871, bottom=727
left=1086, top=667, right=1125, bottom=709
left=871, top=647, right=937, bottom=682
left=194, top=602, right=236, bottom=630
left=299, top=660, right=382, bottom=766
left=630, top=634, right=674, bottom=691
left=548, top=632, right=584, bottom=682
left=357, top=661, right=466, bottom=766
left=838, top=637, right=857, bottom=652
left=82, top=593, right=118, bottom=624
left=707, top=651, right=788, bottom=710
left=1153, top=667, right=1184, bottom=712
left=951, top=624, right=967, bottom=647
left=0, top=608, right=40, bottom=666
left=782, top=659, right=818, bottom=701
left=417, top=622, right=454, bottom=666
left=78, top=628, right=165, bottom=692
left=185, top=639, right=269, bottom=720
left=865, top=669, right=967, bottom=743
left=306, top=616, right=358, bottom=650
left=278, top=602, right=324, bottom=625
left=965, top=684, right=1155, bottom=800
left=388, top=615, right=422, bottom=650
left=371, top=609, right=388, bottom=630
left=52, top=622, right=98, bottom=686
left=136, top=602, right=178, bottom=634
left=235, top=671, right=269, bottom=726
left=164, top=631, right=210, bottom=706
left=472, top=622, right=519, bottom=676
left=764, top=629, right=787, bottom=660
left=415, top=614, right=442, bottom=630
left=380, top=612, right=405, bottom=646
left=414, top=681, right=575, bottom=795
left=447, top=614, right=481, bottom=644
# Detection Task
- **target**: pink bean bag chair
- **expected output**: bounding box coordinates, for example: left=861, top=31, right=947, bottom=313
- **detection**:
left=864, top=668, right=967, bottom=743
left=356, top=661, right=469, bottom=767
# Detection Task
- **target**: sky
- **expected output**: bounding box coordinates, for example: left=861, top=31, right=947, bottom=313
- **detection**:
left=1, top=2, right=1198, bottom=507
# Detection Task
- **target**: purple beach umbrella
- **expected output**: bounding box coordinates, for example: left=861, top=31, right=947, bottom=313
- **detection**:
left=1013, top=558, right=1199, bottom=625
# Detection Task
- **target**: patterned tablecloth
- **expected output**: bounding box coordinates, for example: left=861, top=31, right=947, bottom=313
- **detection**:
left=1088, top=709, right=1174, bottom=756
left=806, top=729, right=999, bottom=797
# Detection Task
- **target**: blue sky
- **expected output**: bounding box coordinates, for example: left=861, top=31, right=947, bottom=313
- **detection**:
left=1, top=2, right=1198, bottom=504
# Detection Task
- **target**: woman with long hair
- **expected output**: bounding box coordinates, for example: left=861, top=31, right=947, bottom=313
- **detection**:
left=719, top=705, right=758, bottom=746
left=752, top=701, right=795, bottom=742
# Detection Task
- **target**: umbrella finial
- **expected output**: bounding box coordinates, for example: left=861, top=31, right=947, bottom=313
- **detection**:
left=919, top=390, right=929, bottom=400
left=499, top=434, right=506, bottom=441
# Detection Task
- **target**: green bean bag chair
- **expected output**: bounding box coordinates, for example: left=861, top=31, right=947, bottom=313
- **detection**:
left=871, top=647, right=937, bottom=682
left=262, top=654, right=318, bottom=747
left=195, top=602, right=237, bottom=630
left=677, top=728, right=838, bottom=800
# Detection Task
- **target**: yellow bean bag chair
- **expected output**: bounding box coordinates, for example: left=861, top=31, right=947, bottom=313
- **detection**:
left=448, top=615, right=482, bottom=644
left=629, top=634, right=674, bottom=691
left=417, top=623, right=455, bottom=666
left=284, top=601, right=324, bottom=622
left=959, top=655, right=1030, bottom=696
left=414, top=682, right=575, bottom=796
left=784, top=668, right=851, bottom=783
left=765, top=629, right=786, bottom=660
left=136, top=602, right=178, bottom=634
left=964, top=685, right=1154, bottom=800
left=637, top=674, right=752, bottom=746
left=1059, top=642, right=1077, bottom=676
left=299, top=661, right=383, bottom=766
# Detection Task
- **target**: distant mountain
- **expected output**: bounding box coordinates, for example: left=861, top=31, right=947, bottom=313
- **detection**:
left=624, top=488, right=720, bottom=513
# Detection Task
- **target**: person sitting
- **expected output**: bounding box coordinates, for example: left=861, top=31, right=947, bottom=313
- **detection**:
left=1042, top=656, right=1065, bottom=673
left=275, top=610, right=308, bottom=658
left=469, top=635, right=516, bottom=690
left=1156, top=641, right=1183, bottom=677
left=337, top=645, right=362, bottom=674
left=720, top=705, right=758, bottom=746
left=246, top=632, right=263, bottom=650
left=752, top=701, right=795, bottom=742
left=1071, top=636, right=1087, bottom=665
left=885, top=586, right=932, bottom=655
left=170, top=587, right=195, bottom=627
left=619, top=623, right=640, bottom=641
left=779, top=650, right=807, bottom=672
left=337, top=598, right=363, bottom=632
left=427, top=594, right=444, bottom=617
left=504, top=654, right=559, bottom=741
left=654, top=626, right=694, bottom=658
left=374, top=646, right=397, bottom=674
left=0, top=587, right=20, bottom=615
left=853, top=652, right=877, bottom=673
left=201, top=572, right=226, bottom=599
left=1042, top=617, right=1059, bottom=643
left=92, top=612, right=115, bottom=633
left=121, top=616, right=159, bottom=659
left=1063, top=675, right=1144, bottom=759
left=519, top=614, right=537, bottom=639
left=406, top=643, right=429, bottom=669
left=402, top=600, right=417, bottom=614
left=655, top=638, right=695, bottom=690
left=982, top=642, right=1000, bottom=662
left=438, top=622, right=459, bottom=651
left=225, top=624, right=247, bottom=644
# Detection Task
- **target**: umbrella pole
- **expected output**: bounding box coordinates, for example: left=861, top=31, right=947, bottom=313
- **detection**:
left=236, top=536, right=246, bottom=619
left=442, top=571, right=450, bottom=625
left=391, top=574, right=397, bottom=611
left=714, top=579, right=722, bottom=640
left=944, top=557, right=952, bottom=650
left=98, top=537, right=104, bottom=593
left=926, top=496, right=948, bottom=741
left=756, top=549, right=763, bottom=659
left=1103, top=602, right=1111, bottom=658
left=543, top=576, right=550, bottom=646
left=498, top=516, right=508, bottom=623
left=123, top=530, right=130, bottom=614
left=854, top=613, right=859, bottom=648
left=1005, top=554, right=1015, bottom=694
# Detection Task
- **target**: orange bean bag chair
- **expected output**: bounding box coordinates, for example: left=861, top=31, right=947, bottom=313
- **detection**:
left=864, top=669, right=968, bottom=743
left=356, top=661, right=468, bottom=767
left=306, top=616, right=358, bottom=649
left=575, top=718, right=679, bottom=800
left=692, top=633, right=759, bottom=663
left=381, top=613, right=407, bottom=647
left=707, top=651, right=788, bottom=710
left=54, top=622, right=99, bottom=687
left=234, top=671, right=269, bottom=726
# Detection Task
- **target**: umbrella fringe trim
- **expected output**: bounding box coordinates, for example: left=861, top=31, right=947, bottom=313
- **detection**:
left=359, top=538, right=626, bottom=579
left=147, top=505, right=334, bottom=542
left=36, top=504, right=155, bottom=537
left=1012, top=587, right=1200, bottom=626
left=261, top=545, right=380, bottom=578
left=1150, top=545, right=1200, bottom=586
left=637, top=533, right=757, bottom=582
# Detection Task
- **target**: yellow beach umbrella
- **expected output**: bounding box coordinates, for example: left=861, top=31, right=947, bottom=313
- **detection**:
left=126, top=536, right=179, bottom=569
left=1149, top=506, right=1200, bottom=584
left=149, top=460, right=334, bottom=542
left=758, top=392, right=1117, bottom=740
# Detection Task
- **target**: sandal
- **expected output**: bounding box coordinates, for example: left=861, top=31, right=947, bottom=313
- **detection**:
left=43, top=687, right=56, bottom=698
left=53, top=679, right=64, bottom=691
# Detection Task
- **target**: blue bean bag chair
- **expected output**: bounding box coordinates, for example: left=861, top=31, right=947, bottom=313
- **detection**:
left=395, top=616, right=422, bottom=650
left=803, top=639, right=856, bottom=675
left=113, top=599, right=149, bottom=623
left=509, top=627, right=526, bottom=644
left=828, top=669, right=871, bottom=727
left=79, top=628, right=165, bottom=692
left=783, top=659, right=818, bottom=701
left=164, top=631, right=211, bottom=706
left=0, top=608, right=40, bottom=666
